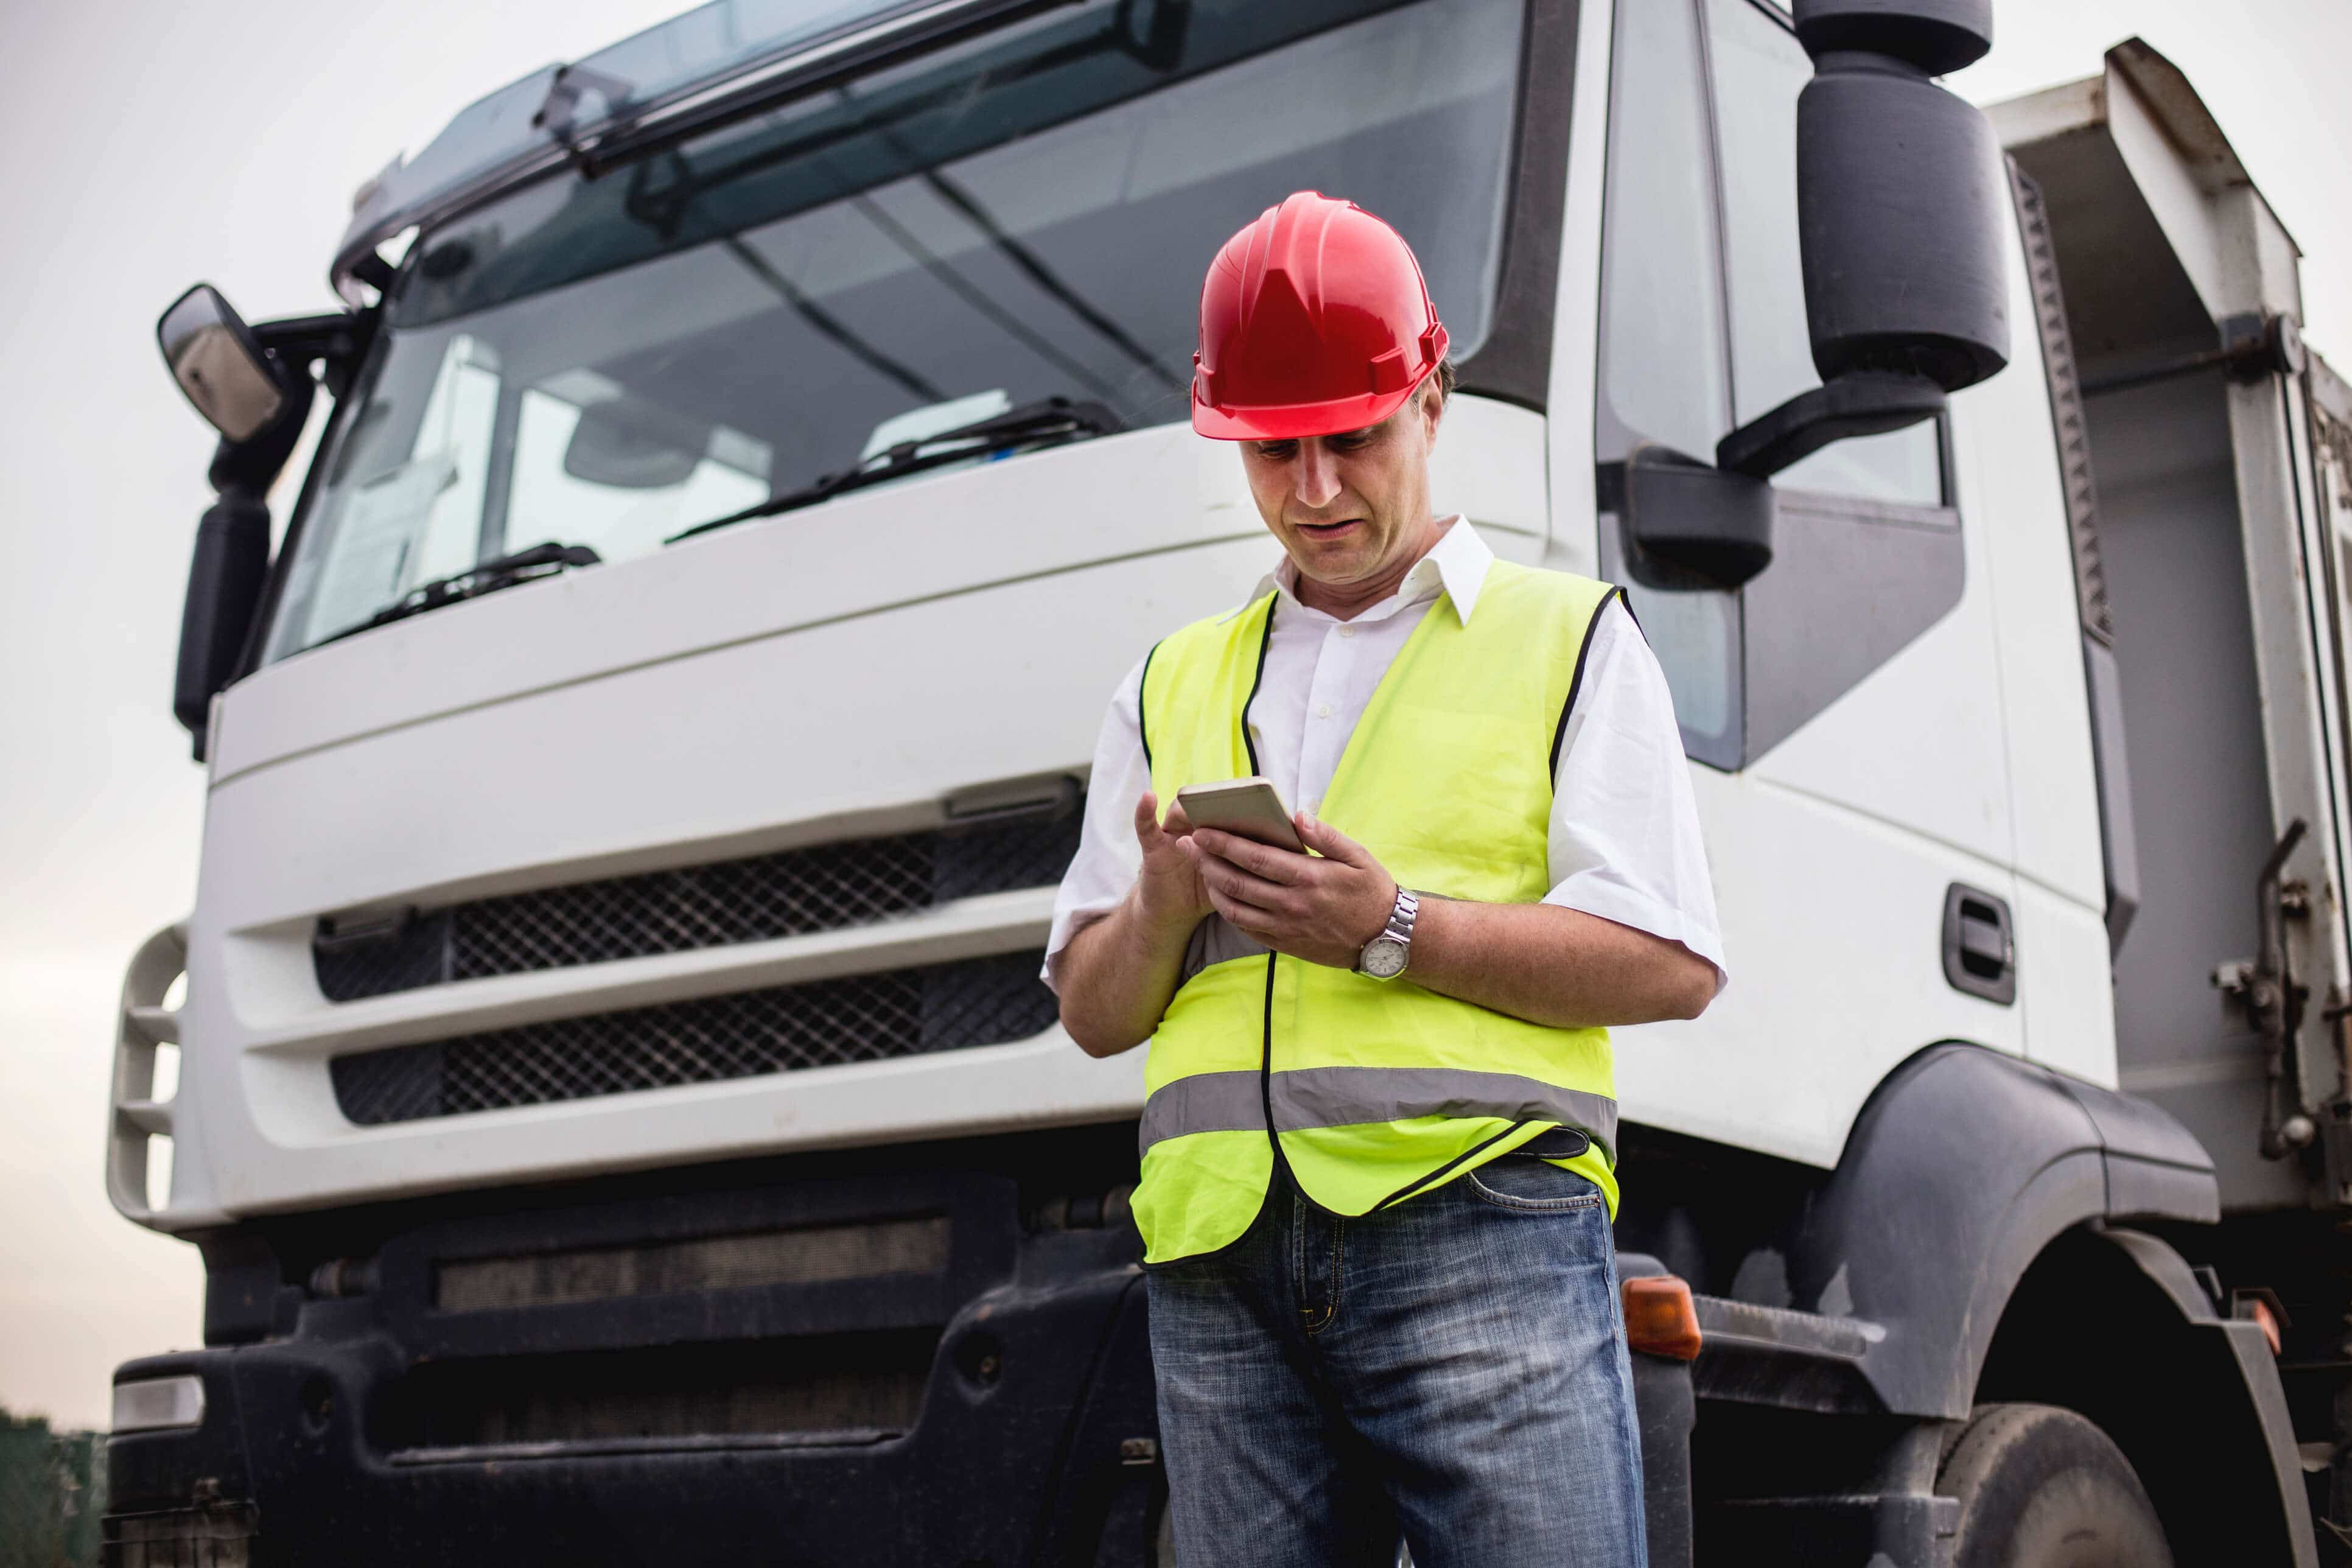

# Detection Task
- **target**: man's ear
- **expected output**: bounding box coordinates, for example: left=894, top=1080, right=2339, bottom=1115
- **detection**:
left=1417, top=376, right=1446, bottom=443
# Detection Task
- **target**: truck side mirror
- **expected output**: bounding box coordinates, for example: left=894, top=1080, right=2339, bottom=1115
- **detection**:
left=156, top=283, right=368, bottom=758
left=174, top=489, right=274, bottom=755
left=1718, top=0, right=2009, bottom=478
left=172, top=367, right=317, bottom=761
left=1619, top=445, right=1775, bottom=587
left=157, top=284, right=291, bottom=443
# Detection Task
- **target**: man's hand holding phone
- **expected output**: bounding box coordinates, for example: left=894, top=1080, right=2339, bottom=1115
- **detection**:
left=1129, top=791, right=1213, bottom=934
left=1172, top=779, right=1398, bottom=971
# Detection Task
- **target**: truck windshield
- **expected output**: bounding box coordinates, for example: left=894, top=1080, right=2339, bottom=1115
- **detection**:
left=264, top=0, right=1525, bottom=660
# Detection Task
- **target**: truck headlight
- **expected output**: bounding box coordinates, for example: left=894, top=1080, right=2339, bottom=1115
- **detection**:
left=113, top=1374, right=206, bottom=1433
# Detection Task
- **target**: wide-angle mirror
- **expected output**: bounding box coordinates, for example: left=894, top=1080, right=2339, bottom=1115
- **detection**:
left=156, top=283, right=287, bottom=442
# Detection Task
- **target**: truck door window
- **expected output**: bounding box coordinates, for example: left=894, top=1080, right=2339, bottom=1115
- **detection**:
left=1595, top=0, right=1741, bottom=763
left=1597, top=0, right=1731, bottom=464
left=1597, top=0, right=1964, bottom=768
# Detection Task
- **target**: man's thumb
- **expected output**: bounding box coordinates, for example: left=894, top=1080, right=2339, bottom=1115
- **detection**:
left=1135, top=791, right=1161, bottom=841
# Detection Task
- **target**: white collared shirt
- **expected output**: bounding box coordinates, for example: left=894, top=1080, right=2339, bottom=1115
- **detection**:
left=1043, top=519, right=1727, bottom=991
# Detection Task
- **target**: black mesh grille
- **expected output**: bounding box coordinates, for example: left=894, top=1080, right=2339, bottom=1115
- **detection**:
left=331, top=950, right=1057, bottom=1125
left=316, top=803, right=1080, bottom=1003
left=393, top=1329, right=939, bottom=1455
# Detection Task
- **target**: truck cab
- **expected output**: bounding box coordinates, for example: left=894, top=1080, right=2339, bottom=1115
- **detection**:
left=103, top=1, right=2347, bottom=1562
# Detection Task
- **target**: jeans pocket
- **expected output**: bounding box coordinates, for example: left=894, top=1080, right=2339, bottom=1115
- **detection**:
left=1464, top=1157, right=1605, bottom=1213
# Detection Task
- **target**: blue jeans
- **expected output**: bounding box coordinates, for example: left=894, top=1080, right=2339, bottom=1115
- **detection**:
left=1145, top=1155, right=1647, bottom=1567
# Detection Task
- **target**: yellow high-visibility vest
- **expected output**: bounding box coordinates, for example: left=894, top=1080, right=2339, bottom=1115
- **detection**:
left=1132, top=560, right=1625, bottom=1265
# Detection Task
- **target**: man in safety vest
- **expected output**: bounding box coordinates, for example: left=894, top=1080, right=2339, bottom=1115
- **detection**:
left=1046, top=191, right=1726, bottom=1564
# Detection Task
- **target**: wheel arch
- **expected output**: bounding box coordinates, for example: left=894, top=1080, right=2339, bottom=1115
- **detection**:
left=1787, top=1042, right=2214, bottom=1416
left=1780, top=1043, right=2313, bottom=1563
left=1972, top=1225, right=2318, bottom=1568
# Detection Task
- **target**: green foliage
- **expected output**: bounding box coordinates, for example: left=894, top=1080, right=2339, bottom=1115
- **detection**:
left=0, top=1407, right=103, bottom=1568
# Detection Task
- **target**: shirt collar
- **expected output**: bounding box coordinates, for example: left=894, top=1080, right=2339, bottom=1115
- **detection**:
left=1225, top=516, right=1494, bottom=625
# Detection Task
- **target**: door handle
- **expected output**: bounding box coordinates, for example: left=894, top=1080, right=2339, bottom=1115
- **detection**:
left=1942, top=883, right=2015, bottom=1004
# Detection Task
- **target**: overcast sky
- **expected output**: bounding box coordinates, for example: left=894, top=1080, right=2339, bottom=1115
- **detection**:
left=1, top=1, right=2345, bottom=1432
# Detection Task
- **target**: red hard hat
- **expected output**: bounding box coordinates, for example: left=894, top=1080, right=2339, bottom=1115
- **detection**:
left=1191, top=192, right=1449, bottom=442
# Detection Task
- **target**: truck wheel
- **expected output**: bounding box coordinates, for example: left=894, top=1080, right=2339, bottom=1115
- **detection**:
left=1937, top=1402, right=2174, bottom=1568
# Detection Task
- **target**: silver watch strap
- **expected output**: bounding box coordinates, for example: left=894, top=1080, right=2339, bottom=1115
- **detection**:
left=1381, top=888, right=1420, bottom=943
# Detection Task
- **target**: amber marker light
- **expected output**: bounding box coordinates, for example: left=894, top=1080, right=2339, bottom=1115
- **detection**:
left=1623, top=1275, right=1704, bottom=1360
left=2243, top=1297, right=2283, bottom=1357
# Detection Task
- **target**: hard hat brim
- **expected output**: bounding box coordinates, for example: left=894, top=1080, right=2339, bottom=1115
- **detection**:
left=1190, top=380, right=1425, bottom=443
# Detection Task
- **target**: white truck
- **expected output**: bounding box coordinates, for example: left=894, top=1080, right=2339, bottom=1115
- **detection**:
left=102, top=0, right=2351, bottom=1562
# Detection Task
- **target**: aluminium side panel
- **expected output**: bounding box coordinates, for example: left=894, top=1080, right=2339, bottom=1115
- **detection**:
left=1995, top=44, right=2352, bottom=1208
left=2104, top=48, right=2352, bottom=1144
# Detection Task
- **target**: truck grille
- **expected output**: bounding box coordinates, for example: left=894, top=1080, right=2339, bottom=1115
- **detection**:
left=391, top=1329, right=938, bottom=1457
left=330, top=950, right=1057, bottom=1125
left=315, top=801, right=1082, bottom=1003
left=434, top=1216, right=953, bottom=1314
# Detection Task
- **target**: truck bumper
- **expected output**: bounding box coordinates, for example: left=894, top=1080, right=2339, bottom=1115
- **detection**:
left=108, top=1264, right=1159, bottom=1566
left=107, top=1160, right=1714, bottom=1566
left=106, top=1152, right=1164, bottom=1567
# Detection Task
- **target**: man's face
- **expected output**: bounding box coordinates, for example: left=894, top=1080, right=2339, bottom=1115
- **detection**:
left=1237, top=382, right=1443, bottom=593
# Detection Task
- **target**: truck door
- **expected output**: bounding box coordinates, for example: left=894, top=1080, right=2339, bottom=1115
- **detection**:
left=1573, top=0, right=2027, bottom=1174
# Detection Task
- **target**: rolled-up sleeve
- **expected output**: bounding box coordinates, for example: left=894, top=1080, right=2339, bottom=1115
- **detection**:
left=1042, top=656, right=1153, bottom=995
left=1543, top=598, right=1728, bottom=992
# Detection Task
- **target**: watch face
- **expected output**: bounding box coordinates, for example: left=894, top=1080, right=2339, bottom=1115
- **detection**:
left=1360, top=937, right=1409, bottom=978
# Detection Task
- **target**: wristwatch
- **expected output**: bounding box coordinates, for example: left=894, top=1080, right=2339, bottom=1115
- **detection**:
left=1357, top=887, right=1420, bottom=981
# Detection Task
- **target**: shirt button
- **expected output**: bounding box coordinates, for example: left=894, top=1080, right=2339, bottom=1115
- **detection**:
left=1303, top=800, right=1320, bottom=815
left=1337, top=625, right=1356, bottom=639
left=1315, top=703, right=1333, bottom=719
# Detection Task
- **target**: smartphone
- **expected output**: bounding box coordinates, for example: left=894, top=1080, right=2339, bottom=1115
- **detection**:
left=1174, top=776, right=1307, bottom=853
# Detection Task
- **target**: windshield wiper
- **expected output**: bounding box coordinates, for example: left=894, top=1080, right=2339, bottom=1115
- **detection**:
left=317, top=541, right=602, bottom=647
left=666, top=396, right=1121, bottom=545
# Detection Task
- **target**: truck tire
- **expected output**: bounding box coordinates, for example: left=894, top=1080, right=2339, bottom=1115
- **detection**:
left=1937, top=1402, right=2175, bottom=1568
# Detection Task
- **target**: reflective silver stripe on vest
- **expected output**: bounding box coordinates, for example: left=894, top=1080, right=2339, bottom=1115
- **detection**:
left=1177, top=918, right=1270, bottom=985
left=1136, top=1071, right=1267, bottom=1150
left=1138, top=1067, right=1618, bottom=1157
